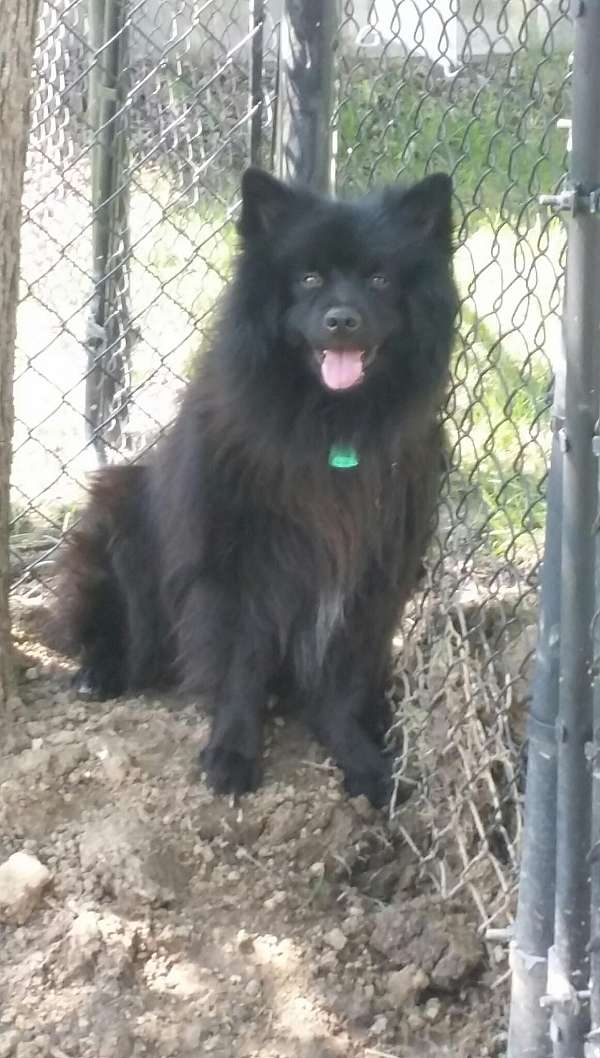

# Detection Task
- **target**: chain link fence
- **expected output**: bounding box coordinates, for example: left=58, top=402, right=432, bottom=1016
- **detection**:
left=334, top=0, right=570, bottom=937
left=14, top=0, right=279, bottom=575
left=11, top=0, right=573, bottom=1040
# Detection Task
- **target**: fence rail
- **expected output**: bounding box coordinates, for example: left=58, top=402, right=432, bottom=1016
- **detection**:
left=11, top=1, right=587, bottom=1053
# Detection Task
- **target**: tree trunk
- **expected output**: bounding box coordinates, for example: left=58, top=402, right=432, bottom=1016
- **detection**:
left=0, top=0, right=39, bottom=711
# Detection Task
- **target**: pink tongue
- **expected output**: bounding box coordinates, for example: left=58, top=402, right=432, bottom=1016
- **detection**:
left=321, top=349, right=364, bottom=390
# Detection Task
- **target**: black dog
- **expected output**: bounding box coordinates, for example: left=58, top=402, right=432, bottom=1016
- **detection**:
left=60, top=168, right=458, bottom=806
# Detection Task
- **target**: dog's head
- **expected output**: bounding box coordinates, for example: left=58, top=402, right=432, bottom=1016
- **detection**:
left=237, top=167, right=457, bottom=399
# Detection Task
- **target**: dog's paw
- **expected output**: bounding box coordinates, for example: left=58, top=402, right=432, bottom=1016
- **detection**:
left=343, top=757, right=393, bottom=808
left=200, top=744, right=261, bottom=796
left=71, top=666, right=122, bottom=701
left=360, top=697, right=394, bottom=747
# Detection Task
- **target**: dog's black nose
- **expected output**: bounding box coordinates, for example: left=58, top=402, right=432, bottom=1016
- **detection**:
left=324, top=306, right=362, bottom=335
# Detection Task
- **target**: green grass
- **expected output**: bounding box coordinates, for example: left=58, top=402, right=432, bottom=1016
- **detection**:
left=337, top=53, right=570, bottom=220
left=336, top=52, right=569, bottom=560
left=446, top=305, right=551, bottom=561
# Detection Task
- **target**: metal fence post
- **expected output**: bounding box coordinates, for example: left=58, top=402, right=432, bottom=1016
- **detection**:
left=589, top=476, right=600, bottom=1056
left=87, top=0, right=131, bottom=462
left=507, top=425, right=563, bottom=1058
left=587, top=26, right=600, bottom=1048
left=549, top=2, right=600, bottom=1053
left=249, top=0, right=265, bottom=167
left=275, top=0, right=336, bottom=192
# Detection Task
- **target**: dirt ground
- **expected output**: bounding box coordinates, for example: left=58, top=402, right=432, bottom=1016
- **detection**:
left=0, top=599, right=512, bottom=1058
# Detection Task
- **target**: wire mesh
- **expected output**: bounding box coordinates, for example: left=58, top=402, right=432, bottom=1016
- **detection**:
left=13, top=0, right=279, bottom=581
left=11, top=0, right=573, bottom=1025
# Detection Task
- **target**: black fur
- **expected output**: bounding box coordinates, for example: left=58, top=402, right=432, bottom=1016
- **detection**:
left=59, top=168, right=458, bottom=806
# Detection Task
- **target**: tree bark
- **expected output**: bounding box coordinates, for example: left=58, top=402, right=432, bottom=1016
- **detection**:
left=0, top=0, right=39, bottom=710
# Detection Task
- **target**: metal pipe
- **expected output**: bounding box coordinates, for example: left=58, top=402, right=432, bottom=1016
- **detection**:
left=86, top=0, right=130, bottom=460
left=249, top=0, right=265, bottom=166
left=551, top=1, right=600, bottom=1052
left=589, top=489, right=600, bottom=1056
left=507, top=426, right=562, bottom=1058
left=275, top=0, right=336, bottom=192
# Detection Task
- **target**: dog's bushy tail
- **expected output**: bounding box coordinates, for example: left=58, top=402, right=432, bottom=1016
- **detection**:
left=58, top=464, right=169, bottom=697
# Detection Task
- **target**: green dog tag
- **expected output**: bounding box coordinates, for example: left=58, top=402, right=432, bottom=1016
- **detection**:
left=328, top=444, right=359, bottom=469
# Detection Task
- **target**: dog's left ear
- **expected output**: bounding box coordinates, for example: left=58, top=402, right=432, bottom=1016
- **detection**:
left=239, top=167, right=300, bottom=241
left=387, top=173, right=454, bottom=254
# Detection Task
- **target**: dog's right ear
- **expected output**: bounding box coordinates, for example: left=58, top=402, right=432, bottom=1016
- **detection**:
left=239, top=168, right=298, bottom=240
left=385, top=173, right=454, bottom=256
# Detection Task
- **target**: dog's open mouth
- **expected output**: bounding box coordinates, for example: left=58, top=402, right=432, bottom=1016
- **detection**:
left=317, top=348, right=369, bottom=391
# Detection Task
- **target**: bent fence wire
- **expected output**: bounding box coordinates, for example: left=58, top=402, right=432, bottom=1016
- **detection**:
left=12, top=0, right=575, bottom=1047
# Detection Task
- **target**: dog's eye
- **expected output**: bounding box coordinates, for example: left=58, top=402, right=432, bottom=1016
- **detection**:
left=369, top=274, right=389, bottom=289
left=301, top=273, right=323, bottom=289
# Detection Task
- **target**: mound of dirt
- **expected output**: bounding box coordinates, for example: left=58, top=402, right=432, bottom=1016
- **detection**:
left=0, top=610, right=511, bottom=1058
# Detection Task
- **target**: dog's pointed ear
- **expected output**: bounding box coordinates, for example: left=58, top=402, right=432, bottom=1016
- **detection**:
left=239, top=168, right=298, bottom=240
left=386, top=173, right=454, bottom=254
